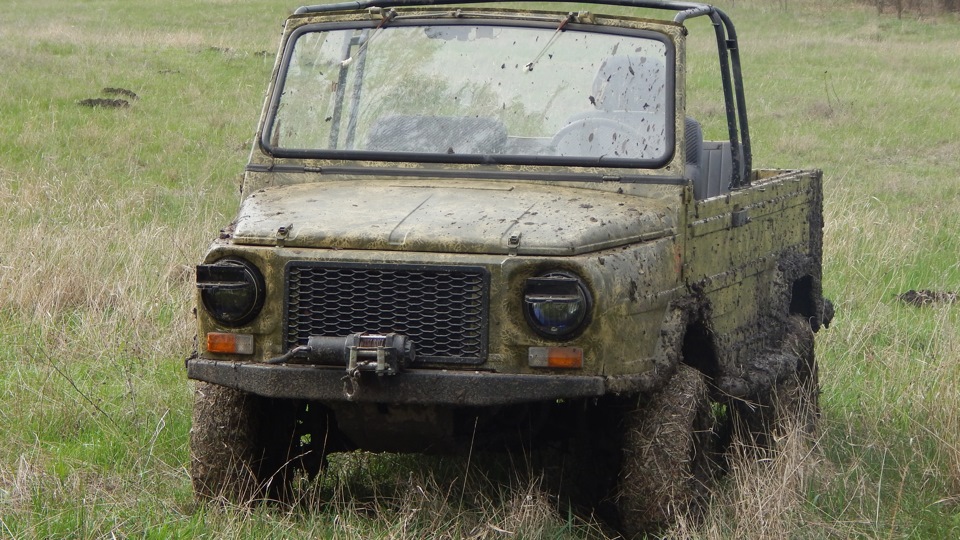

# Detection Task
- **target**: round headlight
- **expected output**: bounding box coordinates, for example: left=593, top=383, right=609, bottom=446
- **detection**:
left=523, top=271, right=592, bottom=339
left=196, top=258, right=266, bottom=327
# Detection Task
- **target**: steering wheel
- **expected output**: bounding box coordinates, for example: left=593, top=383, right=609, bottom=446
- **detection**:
left=551, top=116, right=650, bottom=159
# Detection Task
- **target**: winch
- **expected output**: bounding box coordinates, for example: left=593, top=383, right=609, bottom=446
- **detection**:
left=266, top=332, right=415, bottom=376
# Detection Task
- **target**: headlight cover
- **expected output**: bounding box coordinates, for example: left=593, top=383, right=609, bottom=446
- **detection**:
left=196, top=258, right=266, bottom=327
left=523, top=271, right=592, bottom=339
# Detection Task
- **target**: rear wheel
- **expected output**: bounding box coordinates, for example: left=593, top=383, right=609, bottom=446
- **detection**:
left=735, top=315, right=820, bottom=449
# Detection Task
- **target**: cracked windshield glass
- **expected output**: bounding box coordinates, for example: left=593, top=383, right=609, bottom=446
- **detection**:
left=270, top=21, right=670, bottom=163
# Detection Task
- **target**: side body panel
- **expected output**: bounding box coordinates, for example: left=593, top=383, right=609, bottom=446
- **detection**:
left=682, top=168, right=825, bottom=377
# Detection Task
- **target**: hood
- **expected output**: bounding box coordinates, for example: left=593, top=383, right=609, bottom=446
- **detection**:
left=231, top=179, right=677, bottom=256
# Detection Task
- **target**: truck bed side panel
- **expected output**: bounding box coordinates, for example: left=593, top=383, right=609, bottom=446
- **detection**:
left=683, top=169, right=824, bottom=368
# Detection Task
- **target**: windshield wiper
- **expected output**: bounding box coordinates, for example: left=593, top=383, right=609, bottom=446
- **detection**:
left=523, top=12, right=581, bottom=72
left=341, top=8, right=398, bottom=66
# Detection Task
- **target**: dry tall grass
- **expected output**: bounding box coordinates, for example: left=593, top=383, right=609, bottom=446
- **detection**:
left=671, top=429, right=822, bottom=539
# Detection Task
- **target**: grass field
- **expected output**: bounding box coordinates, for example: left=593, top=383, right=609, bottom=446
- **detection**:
left=1, top=0, right=959, bottom=537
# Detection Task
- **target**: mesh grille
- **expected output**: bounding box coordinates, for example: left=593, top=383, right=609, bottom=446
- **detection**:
left=285, top=263, right=488, bottom=364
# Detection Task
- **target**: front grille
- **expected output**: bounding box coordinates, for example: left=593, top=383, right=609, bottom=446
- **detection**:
left=285, top=262, right=489, bottom=364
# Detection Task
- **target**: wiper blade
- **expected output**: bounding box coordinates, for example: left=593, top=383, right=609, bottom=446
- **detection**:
left=342, top=8, right=398, bottom=66
left=523, top=12, right=580, bottom=72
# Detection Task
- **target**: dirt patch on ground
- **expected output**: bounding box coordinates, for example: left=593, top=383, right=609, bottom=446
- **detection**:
left=78, top=87, right=139, bottom=109
left=103, top=87, right=138, bottom=100
left=78, top=98, right=129, bottom=108
left=897, top=290, right=958, bottom=307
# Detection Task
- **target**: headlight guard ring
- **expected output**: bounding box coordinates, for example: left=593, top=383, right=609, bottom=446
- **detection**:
left=196, top=257, right=266, bottom=327
left=522, top=270, right=593, bottom=340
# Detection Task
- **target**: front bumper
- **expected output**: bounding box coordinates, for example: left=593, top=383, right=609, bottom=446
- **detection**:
left=187, top=358, right=606, bottom=406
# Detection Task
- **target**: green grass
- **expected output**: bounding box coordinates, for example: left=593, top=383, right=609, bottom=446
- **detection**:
left=2, top=0, right=960, bottom=537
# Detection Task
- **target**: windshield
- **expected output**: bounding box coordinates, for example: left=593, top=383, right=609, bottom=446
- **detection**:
left=264, top=18, right=674, bottom=168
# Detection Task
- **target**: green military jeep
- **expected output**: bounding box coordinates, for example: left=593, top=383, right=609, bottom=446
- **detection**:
left=187, top=0, right=831, bottom=534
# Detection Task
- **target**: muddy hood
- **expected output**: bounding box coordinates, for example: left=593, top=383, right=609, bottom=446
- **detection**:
left=231, top=180, right=677, bottom=256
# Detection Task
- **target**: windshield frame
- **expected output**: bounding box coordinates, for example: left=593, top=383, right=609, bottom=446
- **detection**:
left=259, top=16, right=677, bottom=171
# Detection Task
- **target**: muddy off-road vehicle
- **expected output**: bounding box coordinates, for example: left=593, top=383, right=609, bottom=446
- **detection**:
left=187, top=0, right=832, bottom=533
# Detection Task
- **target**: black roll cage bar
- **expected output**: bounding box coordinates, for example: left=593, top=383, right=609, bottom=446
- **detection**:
left=292, top=0, right=752, bottom=189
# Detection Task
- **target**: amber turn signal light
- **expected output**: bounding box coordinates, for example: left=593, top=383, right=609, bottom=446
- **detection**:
left=528, top=346, right=583, bottom=368
left=206, top=332, right=254, bottom=355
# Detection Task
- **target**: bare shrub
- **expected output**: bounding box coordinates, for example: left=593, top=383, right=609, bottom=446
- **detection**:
left=488, top=478, right=560, bottom=539
left=0, top=454, right=42, bottom=511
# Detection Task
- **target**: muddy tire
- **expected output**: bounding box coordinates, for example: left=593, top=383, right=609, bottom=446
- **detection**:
left=616, top=365, right=721, bottom=537
left=777, top=315, right=820, bottom=435
left=190, top=382, right=265, bottom=503
left=190, top=382, right=338, bottom=503
left=736, top=315, right=820, bottom=449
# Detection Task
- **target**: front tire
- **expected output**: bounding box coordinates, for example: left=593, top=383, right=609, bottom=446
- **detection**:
left=190, top=382, right=339, bottom=504
left=190, top=382, right=265, bottom=503
left=616, top=365, right=722, bottom=536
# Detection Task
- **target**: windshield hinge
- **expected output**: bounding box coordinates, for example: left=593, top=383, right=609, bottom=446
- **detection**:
left=276, top=223, right=293, bottom=247
left=507, top=232, right=522, bottom=255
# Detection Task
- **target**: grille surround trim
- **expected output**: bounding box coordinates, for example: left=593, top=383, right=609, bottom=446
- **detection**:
left=284, top=261, right=489, bottom=365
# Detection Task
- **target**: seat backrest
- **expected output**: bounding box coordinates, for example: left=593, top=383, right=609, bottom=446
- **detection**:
left=553, top=56, right=667, bottom=159
left=696, top=141, right=737, bottom=200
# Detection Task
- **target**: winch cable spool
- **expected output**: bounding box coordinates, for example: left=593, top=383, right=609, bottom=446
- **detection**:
left=265, top=332, right=416, bottom=376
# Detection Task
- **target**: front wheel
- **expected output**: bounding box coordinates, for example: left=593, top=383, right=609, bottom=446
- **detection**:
left=190, top=382, right=339, bottom=503
left=616, top=365, right=724, bottom=536
left=190, top=382, right=264, bottom=503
